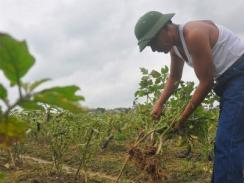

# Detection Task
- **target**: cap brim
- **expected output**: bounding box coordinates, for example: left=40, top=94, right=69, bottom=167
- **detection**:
left=139, top=39, right=150, bottom=52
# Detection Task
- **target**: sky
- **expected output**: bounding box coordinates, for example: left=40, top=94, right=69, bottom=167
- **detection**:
left=0, top=0, right=244, bottom=109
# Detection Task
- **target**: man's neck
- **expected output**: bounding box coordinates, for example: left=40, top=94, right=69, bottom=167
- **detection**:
left=171, top=24, right=182, bottom=48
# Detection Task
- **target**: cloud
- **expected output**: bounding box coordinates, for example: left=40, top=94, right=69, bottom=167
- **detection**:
left=0, top=0, right=243, bottom=108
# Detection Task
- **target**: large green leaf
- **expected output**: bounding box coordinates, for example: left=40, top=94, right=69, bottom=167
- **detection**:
left=38, top=86, right=85, bottom=101
left=0, top=83, right=7, bottom=100
left=0, top=33, right=35, bottom=86
left=18, top=99, right=44, bottom=111
left=33, top=85, right=85, bottom=112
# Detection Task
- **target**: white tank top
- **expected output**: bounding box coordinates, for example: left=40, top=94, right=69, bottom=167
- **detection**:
left=173, top=24, right=244, bottom=79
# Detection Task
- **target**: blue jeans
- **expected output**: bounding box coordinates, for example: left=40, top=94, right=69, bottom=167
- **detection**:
left=212, top=54, right=244, bottom=182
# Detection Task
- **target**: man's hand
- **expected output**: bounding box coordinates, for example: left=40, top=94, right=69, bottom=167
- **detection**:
left=172, top=117, right=187, bottom=135
left=151, top=101, right=164, bottom=120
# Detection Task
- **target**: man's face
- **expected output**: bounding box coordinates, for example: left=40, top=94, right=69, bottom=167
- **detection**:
left=149, top=28, right=172, bottom=53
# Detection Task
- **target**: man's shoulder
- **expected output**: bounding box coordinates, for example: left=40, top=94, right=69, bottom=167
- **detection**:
left=184, top=20, right=216, bottom=28
left=182, top=21, right=213, bottom=54
left=183, top=21, right=212, bottom=43
left=183, top=21, right=212, bottom=32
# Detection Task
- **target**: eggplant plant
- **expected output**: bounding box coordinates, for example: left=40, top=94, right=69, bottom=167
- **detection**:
left=0, top=33, right=85, bottom=167
left=134, top=66, right=218, bottom=155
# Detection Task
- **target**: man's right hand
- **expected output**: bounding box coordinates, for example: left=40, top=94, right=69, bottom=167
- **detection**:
left=151, top=101, right=164, bottom=120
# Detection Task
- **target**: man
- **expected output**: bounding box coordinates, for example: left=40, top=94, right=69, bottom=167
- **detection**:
left=134, top=11, right=244, bottom=183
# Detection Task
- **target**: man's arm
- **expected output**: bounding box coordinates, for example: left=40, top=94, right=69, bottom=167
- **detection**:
left=151, top=49, right=184, bottom=119
left=158, top=49, right=185, bottom=106
left=177, top=29, right=214, bottom=126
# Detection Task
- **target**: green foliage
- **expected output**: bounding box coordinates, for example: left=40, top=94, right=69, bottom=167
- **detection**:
left=134, top=66, right=218, bottom=155
left=0, top=32, right=219, bottom=180
left=135, top=66, right=168, bottom=103
left=0, top=33, right=35, bottom=86
left=0, top=32, right=85, bottom=149
left=18, top=109, right=143, bottom=176
left=150, top=70, right=161, bottom=78
left=140, top=68, right=148, bottom=75
left=48, top=112, right=73, bottom=173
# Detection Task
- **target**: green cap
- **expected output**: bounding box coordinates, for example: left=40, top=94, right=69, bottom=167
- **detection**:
left=134, top=11, right=175, bottom=52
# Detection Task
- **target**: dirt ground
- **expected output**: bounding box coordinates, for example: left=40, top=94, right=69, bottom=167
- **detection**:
left=0, top=142, right=213, bottom=183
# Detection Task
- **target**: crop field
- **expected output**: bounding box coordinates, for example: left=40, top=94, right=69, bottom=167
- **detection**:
left=0, top=33, right=219, bottom=182
left=0, top=108, right=217, bottom=183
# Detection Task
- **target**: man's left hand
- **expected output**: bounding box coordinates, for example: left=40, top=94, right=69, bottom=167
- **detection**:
left=173, top=118, right=187, bottom=134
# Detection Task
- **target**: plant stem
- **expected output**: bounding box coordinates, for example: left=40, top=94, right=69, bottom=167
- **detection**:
left=4, top=99, right=21, bottom=118
left=3, top=93, right=32, bottom=118
left=17, top=82, right=22, bottom=99
left=8, top=148, right=16, bottom=168
left=156, top=134, right=164, bottom=154
left=115, top=155, right=130, bottom=183
left=75, top=129, right=94, bottom=179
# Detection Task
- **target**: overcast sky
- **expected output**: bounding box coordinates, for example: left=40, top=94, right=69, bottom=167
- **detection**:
left=0, top=0, right=244, bottom=109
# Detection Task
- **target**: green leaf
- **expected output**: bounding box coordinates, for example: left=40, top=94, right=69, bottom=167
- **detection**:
left=33, top=85, right=85, bottom=112
left=29, top=78, right=50, bottom=92
left=0, top=33, right=35, bottom=86
left=150, top=70, right=161, bottom=78
left=139, top=79, right=148, bottom=88
left=161, top=66, right=169, bottom=74
left=149, top=85, right=158, bottom=93
left=18, top=100, right=44, bottom=111
left=0, top=83, right=7, bottom=100
left=155, top=78, right=161, bottom=84
left=140, top=68, right=148, bottom=75
left=147, top=79, right=153, bottom=85
left=38, top=86, right=84, bottom=102
left=137, top=90, right=147, bottom=97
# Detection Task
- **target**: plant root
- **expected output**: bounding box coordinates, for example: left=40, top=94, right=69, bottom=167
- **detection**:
left=128, top=146, right=167, bottom=182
